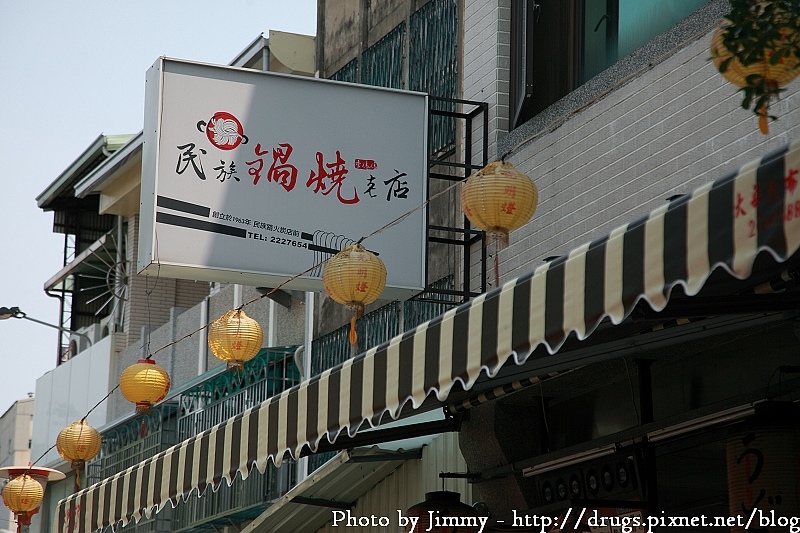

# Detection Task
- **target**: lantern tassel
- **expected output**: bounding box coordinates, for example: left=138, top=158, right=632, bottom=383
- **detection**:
left=349, top=315, right=358, bottom=346
left=758, top=104, right=769, bottom=135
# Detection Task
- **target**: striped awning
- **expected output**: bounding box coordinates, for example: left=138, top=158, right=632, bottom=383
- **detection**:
left=56, top=140, right=800, bottom=532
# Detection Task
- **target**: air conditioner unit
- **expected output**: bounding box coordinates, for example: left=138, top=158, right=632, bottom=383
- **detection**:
left=99, top=314, right=116, bottom=337
left=67, top=332, right=89, bottom=357
left=69, top=323, right=99, bottom=356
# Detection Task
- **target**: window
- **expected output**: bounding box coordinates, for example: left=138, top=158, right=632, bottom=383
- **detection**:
left=510, top=0, right=709, bottom=129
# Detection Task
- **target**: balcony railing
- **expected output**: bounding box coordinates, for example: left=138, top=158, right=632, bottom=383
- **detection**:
left=311, top=276, right=457, bottom=378
left=86, top=404, right=178, bottom=532
left=306, top=277, right=457, bottom=472
left=176, top=347, right=300, bottom=439
left=172, top=348, right=300, bottom=531
left=87, top=348, right=300, bottom=532
left=171, top=461, right=295, bottom=532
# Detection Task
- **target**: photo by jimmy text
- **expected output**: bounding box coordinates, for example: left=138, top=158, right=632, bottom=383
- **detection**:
left=331, top=509, right=490, bottom=532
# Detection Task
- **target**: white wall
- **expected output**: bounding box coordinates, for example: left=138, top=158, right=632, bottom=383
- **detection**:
left=31, top=335, right=113, bottom=467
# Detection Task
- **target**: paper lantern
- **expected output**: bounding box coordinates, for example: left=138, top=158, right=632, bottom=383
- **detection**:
left=726, top=402, right=800, bottom=532
left=323, top=243, right=387, bottom=315
left=405, top=491, right=481, bottom=532
left=119, top=359, right=170, bottom=414
left=208, top=309, right=264, bottom=370
left=2, top=474, right=43, bottom=528
left=461, top=161, right=538, bottom=248
left=57, top=420, right=102, bottom=492
left=711, top=25, right=800, bottom=134
left=323, top=243, right=387, bottom=346
left=0, top=466, right=64, bottom=532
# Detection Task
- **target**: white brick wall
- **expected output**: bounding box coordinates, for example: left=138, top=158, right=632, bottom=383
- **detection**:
left=463, top=0, right=800, bottom=285
left=123, top=214, right=209, bottom=351
left=463, top=0, right=511, bottom=162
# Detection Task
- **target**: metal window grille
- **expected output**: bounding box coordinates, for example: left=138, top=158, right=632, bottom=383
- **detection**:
left=361, top=22, right=405, bottom=89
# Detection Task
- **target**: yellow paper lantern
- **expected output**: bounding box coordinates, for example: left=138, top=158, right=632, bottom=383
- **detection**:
left=461, top=161, right=538, bottom=248
left=322, top=243, right=387, bottom=316
left=208, top=309, right=264, bottom=371
left=711, top=25, right=800, bottom=134
left=119, top=359, right=170, bottom=415
left=323, top=243, right=387, bottom=347
left=57, top=420, right=102, bottom=492
left=2, top=474, right=44, bottom=527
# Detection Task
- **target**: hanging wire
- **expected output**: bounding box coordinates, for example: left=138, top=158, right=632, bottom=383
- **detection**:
left=143, top=231, right=163, bottom=360
left=30, top=172, right=483, bottom=474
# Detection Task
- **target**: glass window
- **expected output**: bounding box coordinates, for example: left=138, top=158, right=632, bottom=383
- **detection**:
left=510, top=0, right=709, bottom=129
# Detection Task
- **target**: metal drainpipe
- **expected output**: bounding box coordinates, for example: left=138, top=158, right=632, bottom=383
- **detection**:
left=296, top=291, right=315, bottom=482
left=115, top=216, right=125, bottom=330
left=268, top=299, right=276, bottom=347
left=233, top=284, right=242, bottom=309
left=198, top=296, right=209, bottom=376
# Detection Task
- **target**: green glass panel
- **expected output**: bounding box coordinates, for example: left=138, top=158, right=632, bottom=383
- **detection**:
left=86, top=403, right=178, bottom=486
left=177, top=348, right=300, bottom=439
left=311, top=276, right=457, bottom=376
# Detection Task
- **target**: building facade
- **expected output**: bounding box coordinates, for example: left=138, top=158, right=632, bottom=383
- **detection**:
left=0, top=397, right=34, bottom=533
left=38, top=0, right=800, bottom=531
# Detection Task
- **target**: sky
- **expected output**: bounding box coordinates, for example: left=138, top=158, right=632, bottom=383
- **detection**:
left=0, top=1, right=317, bottom=417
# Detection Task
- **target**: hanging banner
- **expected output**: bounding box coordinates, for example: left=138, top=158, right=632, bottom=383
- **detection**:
left=139, top=57, right=428, bottom=299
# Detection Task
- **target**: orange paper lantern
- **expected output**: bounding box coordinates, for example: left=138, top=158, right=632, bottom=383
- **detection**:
left=322, top=243, right=387, bottom=316
left=2, top=474, right=43, bottom=527
left=323, top=243, right=387, bottom=347
left=461, top=161, right=538, bottom=248
left=208, top=309, right=264, bottom=370
left=57, top=420, right=102, bottom=492
left=119, top=359, right=170, bottom=415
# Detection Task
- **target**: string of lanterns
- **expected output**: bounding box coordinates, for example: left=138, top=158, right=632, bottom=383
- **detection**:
left=30, top=158, right=536, bottom=531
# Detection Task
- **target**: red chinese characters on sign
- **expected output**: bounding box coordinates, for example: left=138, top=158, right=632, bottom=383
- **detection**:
left=179, top=118, right=409, bottom=206
left=268, top=143, right=298, bottom=191
left=65, top=504, right=81, bottom=533
left=307, top=150, right=360, bottom=205
left=787, top=168, right=799, bottom=195
left=246, top=143, right=298, bottom=192
left=245, top=143, right=269, bottom=185
left=737, top=165, right=800, bottom=238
